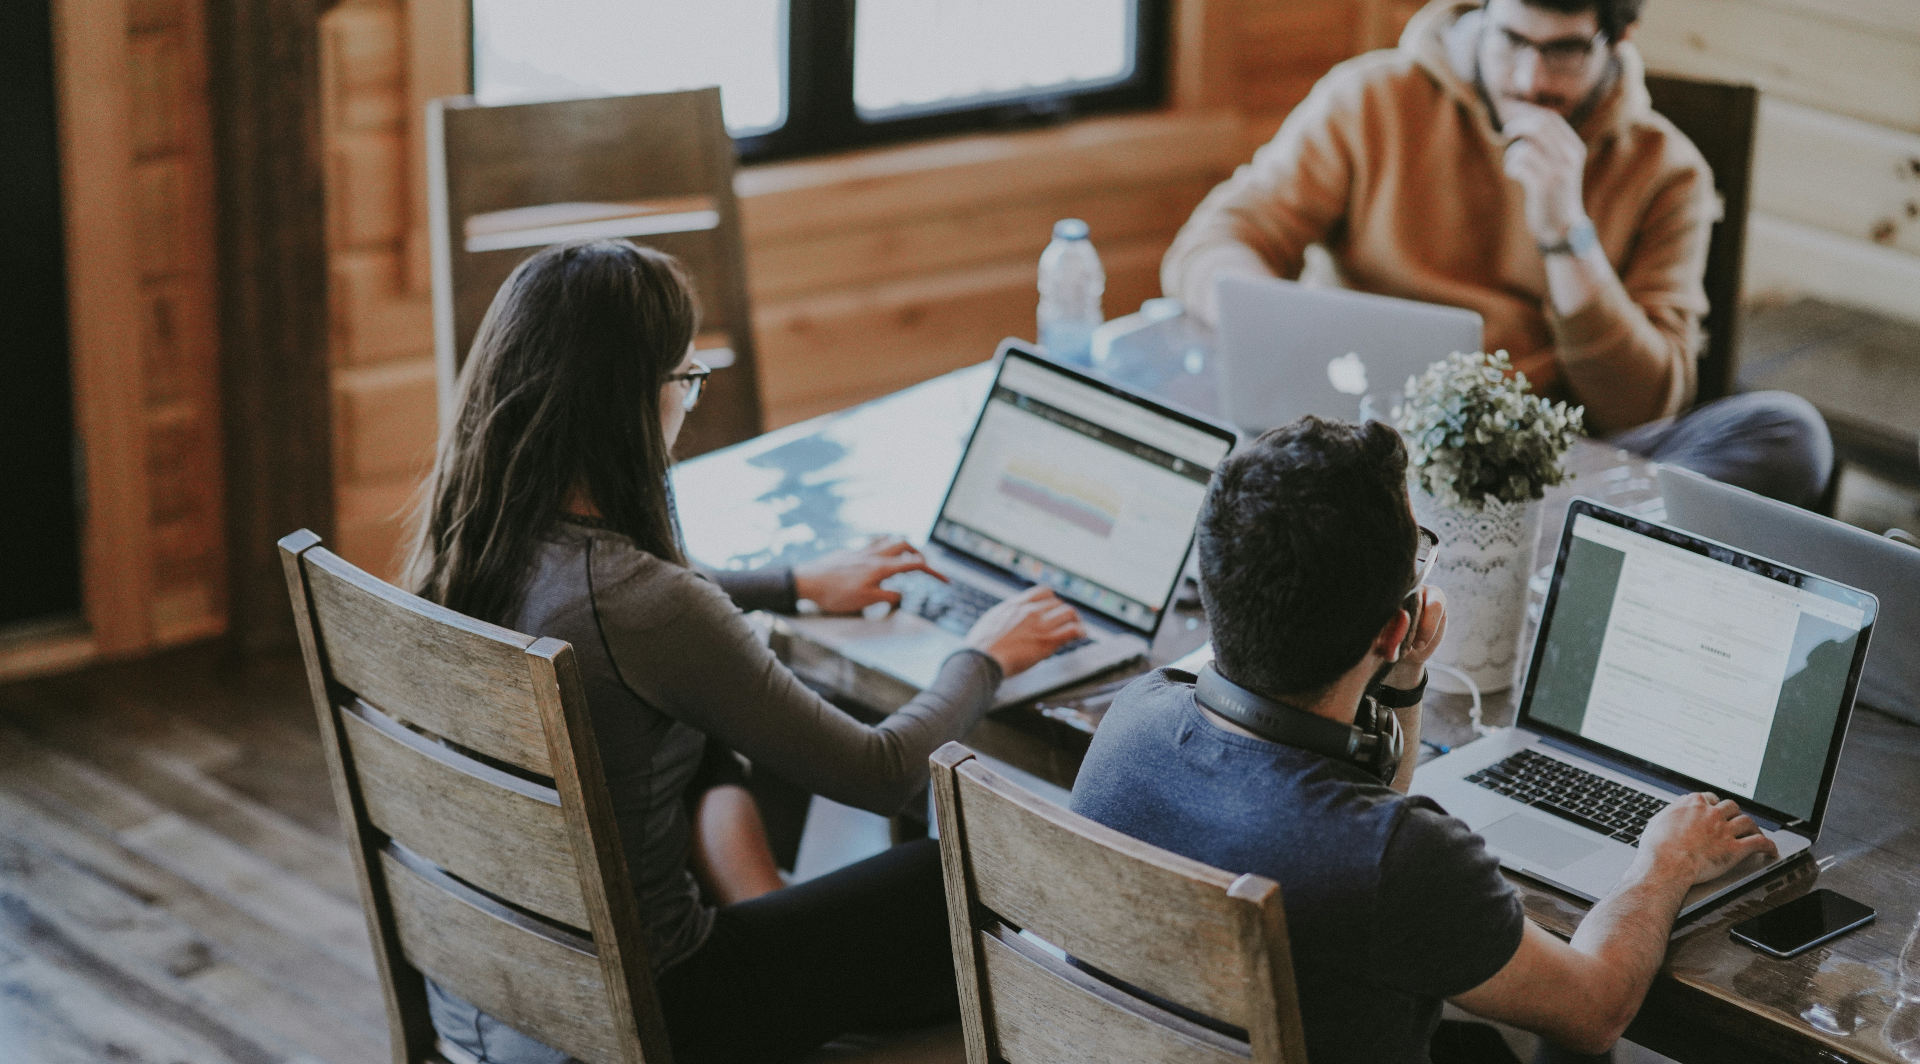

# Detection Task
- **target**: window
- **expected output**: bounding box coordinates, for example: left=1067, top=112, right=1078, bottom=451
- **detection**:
left=471, top=0, right=1169, bottom=162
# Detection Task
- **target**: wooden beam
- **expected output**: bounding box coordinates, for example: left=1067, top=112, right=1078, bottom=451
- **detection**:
left=207, top=0, right=334, bottom=653
left=52, top=0, right=153, bottom=656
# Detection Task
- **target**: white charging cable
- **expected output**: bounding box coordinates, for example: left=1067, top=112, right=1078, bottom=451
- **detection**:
left=1425, top=661, right=1490, bottom=736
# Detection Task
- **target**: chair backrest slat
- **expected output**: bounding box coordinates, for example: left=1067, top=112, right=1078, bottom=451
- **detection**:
left=341, top=700, right=588, bottom=929
left=304, top=554, right=553, bottom=773
left=381, top=846, right=622, bottom=1064
left=429, top=87, right=762, bottom=458
left=932, top=743, right=1308, bottom=1064
left=280, top=530, right=668, bottom=1064
left=976, top=929, right=1252, bottom=1064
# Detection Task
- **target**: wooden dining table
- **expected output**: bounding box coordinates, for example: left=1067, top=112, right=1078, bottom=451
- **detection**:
left=674, top=339, right=1920, bottom=1064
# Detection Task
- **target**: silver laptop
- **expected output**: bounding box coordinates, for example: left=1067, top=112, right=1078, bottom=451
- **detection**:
left=1659, top=464, right=1920, bottom=722
left=1213, top=275, right=1484, bottom=433
left=790, top=341, right=1238, bottom=709
left=1414, top=500, right=1877, bottom=918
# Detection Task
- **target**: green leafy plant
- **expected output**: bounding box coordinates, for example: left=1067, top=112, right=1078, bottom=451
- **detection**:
left=1393, top=350, right=1585, bottom=509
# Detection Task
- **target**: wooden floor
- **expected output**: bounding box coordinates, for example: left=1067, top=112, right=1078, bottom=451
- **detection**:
left=0, top=644, right=388, bottom=1064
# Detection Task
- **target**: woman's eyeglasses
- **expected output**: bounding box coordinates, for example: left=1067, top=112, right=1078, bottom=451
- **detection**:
left=666, top=359, right=713, bottom=412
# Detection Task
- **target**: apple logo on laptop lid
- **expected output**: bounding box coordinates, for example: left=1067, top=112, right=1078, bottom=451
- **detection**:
left=1327, top=351, right=1369, bottom=396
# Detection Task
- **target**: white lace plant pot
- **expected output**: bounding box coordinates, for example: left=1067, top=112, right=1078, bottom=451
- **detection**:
left=1413, top=490, right=1544, bottom=696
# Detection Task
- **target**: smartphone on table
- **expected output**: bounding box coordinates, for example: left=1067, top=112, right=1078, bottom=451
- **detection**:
left=1729, top=889, right=1876, bottom=959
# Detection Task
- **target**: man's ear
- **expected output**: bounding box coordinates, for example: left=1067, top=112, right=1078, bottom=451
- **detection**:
left=1373, top=608, right=1412, bottom=661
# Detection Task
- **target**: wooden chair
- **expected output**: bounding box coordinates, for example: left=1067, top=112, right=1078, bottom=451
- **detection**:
left=1644, top=75, right=1759, bottom=406
left=929, top=743, right=1309, bottom=1063
left=279, top=529, right=671, bottom=1063
left=427, top=87, right=763, bottom=458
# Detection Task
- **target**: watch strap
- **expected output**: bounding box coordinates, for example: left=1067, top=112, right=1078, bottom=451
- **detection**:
left=1372, top=671, right=1428, bottom=708
left=1539, top=218, right=1597, bottom=257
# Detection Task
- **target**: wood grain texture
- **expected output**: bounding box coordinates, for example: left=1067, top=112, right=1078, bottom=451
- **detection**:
left=380, top=846, right=622, bottom=1064
left=340, top=702, right=588, bottom=928
left=52, top=0, right=154, bottom=656
left=1636, top=0, right=1920, bottom=134
left=1752, top=98, right=1920, bottom=258
left=300, top=549, right=551, bottom=772
left=931, top=745, right=1305, bottom=1062
left=281, top=532, right=672, bottom=1063
left=428, top=88, right=763, bottom=457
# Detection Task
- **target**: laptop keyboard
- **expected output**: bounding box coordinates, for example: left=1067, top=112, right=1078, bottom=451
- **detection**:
left=1466, top=748, right=1671, bottom=846
left=891, top=572, right=1093, bottom=658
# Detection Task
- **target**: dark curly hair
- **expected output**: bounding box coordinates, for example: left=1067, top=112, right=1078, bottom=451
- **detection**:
left=1514, top=0, right=1645, bottom=41
left=1196, top=417, right=1418, bottom=699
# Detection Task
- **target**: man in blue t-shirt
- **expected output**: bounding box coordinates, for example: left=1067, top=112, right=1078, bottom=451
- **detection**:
left=1070, top=417, right=1777, bottom=1064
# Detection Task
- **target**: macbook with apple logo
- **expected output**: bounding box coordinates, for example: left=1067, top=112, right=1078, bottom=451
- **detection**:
left=1211, top=274, right=1484, bottom=433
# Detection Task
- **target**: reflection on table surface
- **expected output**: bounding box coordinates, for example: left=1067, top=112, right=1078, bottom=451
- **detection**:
left=675, top=344, right=1920, bottom=1064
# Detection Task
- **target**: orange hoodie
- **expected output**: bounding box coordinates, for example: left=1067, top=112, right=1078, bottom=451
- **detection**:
left=1162, top=0, right=1716, bottom=433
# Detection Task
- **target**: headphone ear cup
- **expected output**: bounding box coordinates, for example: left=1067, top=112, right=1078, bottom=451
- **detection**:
left=1196, top=665, right=1400, bottom=785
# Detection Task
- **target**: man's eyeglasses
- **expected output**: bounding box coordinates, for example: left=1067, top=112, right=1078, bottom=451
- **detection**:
left=1402, top=526, right=1441, bottom=649
left=666, top=359, right=712, bottom=412
left=1491, top=26, right=1606, bottom=75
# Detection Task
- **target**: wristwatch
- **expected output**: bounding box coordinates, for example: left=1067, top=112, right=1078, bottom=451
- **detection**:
left=1372, top=671, right=1428, bottom=709
left=1539, top=218, right=1598, bottom=257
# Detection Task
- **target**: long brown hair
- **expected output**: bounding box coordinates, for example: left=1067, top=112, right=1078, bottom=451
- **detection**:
left=404, top=239, right=697, bottom=623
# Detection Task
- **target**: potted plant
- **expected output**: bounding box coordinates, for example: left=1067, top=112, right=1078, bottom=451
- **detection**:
left=1393, top=350, right=1584, bottom=694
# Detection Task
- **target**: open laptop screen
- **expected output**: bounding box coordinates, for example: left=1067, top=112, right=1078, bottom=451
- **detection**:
left=932, top=350, right=1234, bottom=635
left=1522, top=505, right=1877, bottom=827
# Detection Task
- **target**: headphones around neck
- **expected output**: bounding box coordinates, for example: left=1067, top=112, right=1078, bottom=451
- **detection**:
left=1193, top=663, right=1404, bottom=784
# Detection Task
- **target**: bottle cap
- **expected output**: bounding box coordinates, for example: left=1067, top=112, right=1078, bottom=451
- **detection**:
left=1052, top=218, right=1090, bottom=241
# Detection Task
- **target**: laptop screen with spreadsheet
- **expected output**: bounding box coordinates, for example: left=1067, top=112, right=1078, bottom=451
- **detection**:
left=932, top=348, right=1235, bottom=635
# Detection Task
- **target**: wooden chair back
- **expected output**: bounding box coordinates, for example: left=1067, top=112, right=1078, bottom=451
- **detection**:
left=279, top=529, right=670, bottom=1064
left=427, top=86, right=762, bottom=457
left=929, top=744, right=1308, bottom=1064
left=1645, top=74, right=1759, bottom=405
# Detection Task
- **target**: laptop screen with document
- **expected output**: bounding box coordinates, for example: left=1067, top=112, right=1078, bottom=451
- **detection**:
left=931, top=348, right=1234, bottom=635
left=1521, top=503, right=1877, bottom=828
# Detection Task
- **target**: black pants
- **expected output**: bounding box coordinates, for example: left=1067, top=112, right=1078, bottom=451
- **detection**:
left=656, top=837, right=958, bottom=1064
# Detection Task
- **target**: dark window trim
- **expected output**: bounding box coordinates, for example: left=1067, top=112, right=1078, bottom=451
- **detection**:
left=470, top=0, right=1171, bottom=165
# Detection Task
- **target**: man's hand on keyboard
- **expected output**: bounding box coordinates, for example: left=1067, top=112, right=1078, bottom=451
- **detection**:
left=1635, top=792, right=1778, bottom=887
left=965, top=586, right=1086, bottom=677
left=794, top=537, right=946, bottom=614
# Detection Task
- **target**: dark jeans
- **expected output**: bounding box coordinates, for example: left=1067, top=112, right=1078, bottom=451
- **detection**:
left=428, top=839, right=955, bottom=1064
left=1611, top=390, right=1833, bottom=510
left=1431, top=1020, right=1617, bottom=1064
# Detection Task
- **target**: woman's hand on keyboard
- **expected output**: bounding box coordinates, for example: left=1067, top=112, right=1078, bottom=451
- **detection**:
left=965, top=586, right=1086, bottom=677
left=793, top=537, right=944, bottom=614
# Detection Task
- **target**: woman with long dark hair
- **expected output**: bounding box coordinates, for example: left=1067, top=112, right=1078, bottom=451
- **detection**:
left=406, top=239, right=1082, bottom=1063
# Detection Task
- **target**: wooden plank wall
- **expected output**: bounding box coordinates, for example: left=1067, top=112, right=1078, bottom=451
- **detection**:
left=310, top=0, right=1396, bottom=578
left=130, top=0, right=226, bottom=647
left=10, top=0, right=227, bottom=682
left=1635, top=0, right=1920, bottom=321
left=29, top=0, right=1912, bottom=672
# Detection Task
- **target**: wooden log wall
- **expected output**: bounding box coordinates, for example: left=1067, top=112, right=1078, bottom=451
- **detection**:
left=19, top=0, right=1912, bottom=678
left=1635, top=0, right=1920, bottom=320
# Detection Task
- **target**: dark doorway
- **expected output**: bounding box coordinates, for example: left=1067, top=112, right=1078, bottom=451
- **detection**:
left=0, top=0, right=84, bottom=629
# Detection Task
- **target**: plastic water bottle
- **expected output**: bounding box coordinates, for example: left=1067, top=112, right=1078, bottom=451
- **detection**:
left=1037, top=219, right=1105, bottom=367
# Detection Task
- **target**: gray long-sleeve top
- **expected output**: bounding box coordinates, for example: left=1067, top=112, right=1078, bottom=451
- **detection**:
left=512, top=519, right=1002, bottom=969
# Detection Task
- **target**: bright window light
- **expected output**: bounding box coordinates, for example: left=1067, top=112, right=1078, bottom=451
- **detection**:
left=853, top=0, right=1135, bottom=118
left=471, top=0, right=788, bottom=136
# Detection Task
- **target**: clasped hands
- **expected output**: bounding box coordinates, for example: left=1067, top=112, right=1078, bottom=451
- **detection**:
left=1501, top=100, right=1590, bottom=249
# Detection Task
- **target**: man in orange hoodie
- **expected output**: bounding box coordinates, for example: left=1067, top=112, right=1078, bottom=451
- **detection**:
left=1164, top=0, right=1831, bottom=509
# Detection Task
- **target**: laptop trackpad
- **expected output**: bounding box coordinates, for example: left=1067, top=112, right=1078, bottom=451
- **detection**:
left=1481, top=814, right=1605, bottom=871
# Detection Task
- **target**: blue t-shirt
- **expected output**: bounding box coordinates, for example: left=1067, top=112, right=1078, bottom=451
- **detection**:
left=1070, top=669, right=1525, bottom=1064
